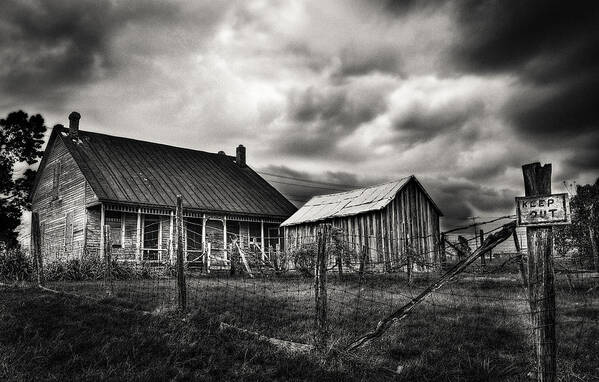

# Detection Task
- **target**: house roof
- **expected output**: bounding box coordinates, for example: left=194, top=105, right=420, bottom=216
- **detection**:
left=281, top=176, right=442, bottom=227
left=35, top=127, right=297, bottom=219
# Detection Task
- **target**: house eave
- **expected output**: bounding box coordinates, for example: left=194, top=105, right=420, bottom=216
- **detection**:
left=88, top=199, right=289, bottom=222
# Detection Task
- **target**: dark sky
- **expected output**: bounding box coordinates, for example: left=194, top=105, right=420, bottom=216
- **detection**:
left=2, top=0, right=598, bottom=228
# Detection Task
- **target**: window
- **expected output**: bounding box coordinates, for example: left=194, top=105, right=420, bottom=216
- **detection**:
left=106, top=212, right=123, bottom=248
left=52, top=160, right=62, bottom=199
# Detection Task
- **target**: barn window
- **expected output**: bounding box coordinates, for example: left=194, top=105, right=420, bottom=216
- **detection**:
left=52, top=160, right=62, bottom=199
left=106, top=212, right=123, bottom=248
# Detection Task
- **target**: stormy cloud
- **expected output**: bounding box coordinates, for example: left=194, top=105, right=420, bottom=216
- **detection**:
left=2, top=0, right=597, bottom=231
left=0, top=1, right=182, bottom=106
left=449, top=0, right=599, bottom=170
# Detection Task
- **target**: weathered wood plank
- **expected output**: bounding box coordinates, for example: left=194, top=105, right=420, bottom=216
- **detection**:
left=523, top=162, right=556, bottom=382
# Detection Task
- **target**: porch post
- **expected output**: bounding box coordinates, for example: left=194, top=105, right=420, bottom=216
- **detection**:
left=136, top=208, right=141, bottom=263
left=261, top=219, right=265, bottom=261
left=99, top=203, right=105, bottom=260
left=202, top=213, right=206, bottom=251
left=158, top=218, right=163, bottom=262
left=121, top=212, right=125, bottom=252
left=169, top=211, right=174, bottom=264
left=223, top=216, right=228, bottom=260
left=278, top=227, right=281, bottom=251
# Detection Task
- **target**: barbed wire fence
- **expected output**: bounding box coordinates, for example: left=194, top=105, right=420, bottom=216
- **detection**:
left=1, top=197, right=598, bottom=380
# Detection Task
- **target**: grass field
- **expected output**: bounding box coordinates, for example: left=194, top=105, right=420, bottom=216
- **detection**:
left=0, top=287, right=396, bottom=381
left=3, top=271, right=598, bottom=380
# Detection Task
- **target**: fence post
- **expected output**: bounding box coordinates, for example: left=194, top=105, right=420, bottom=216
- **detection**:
left=31, top=212, right=43, bottom=286
left=440, top=233, right=446, bottom=268
left=331, top=228, right=343, bottom=279
left=103, top=225, right=112, bottom=295
left=406, top=246, right=413, bottom=284
left=359, top=244, right=367, bottom=281
left=175, top=195, right=187, bottom=311
left=513, top=229, right=528, bottom=289
left=479, top=229, right=486, bottom=267
left=314, top=224, right=329, bottom=351
left=274, top=244, right=280, bottom=271
left=522, top=162, right=556, bottom=381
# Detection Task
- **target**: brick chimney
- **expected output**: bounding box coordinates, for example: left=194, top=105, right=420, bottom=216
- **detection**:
left=68, top=111, right=81, bottom=139
left=236, top=144, right=246, bottom=167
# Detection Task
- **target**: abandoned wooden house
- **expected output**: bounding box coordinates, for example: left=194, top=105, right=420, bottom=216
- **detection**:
left=30, top=112, right=297, bottom=266
left=281, top=176, right=443, bottom=270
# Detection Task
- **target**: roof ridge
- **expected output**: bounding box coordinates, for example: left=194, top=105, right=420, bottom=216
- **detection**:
left=68, top=128, right=236, bottom=159
left=307, top=176, right=413, bottom=202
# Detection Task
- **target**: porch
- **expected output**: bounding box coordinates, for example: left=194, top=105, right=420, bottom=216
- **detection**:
left=88, top=203, right=284, bottom=268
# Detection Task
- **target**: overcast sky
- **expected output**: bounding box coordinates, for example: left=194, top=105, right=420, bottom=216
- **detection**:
left=2, top=0, right=598, bottom=228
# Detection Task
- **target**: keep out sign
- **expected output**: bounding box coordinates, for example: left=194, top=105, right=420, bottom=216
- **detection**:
left=515, top=193, right=571, bottom=226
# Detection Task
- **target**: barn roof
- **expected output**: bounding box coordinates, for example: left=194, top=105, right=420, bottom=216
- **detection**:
left=37, top=127, right=297, bottom=219
left=281, top=176, right=442, bottom=226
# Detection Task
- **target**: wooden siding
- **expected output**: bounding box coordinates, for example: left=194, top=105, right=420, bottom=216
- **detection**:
left=31, top=138, right=95, bottom=261
left=284, top=180, right=441, bottom=270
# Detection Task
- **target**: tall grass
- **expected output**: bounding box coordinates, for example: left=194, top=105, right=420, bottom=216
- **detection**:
left=43, top=271, right=599, bottom=380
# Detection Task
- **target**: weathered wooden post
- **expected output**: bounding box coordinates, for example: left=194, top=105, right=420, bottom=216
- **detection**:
left=518, top=162, right=569, bottom=382
left=31, top=212, right=43, bottom=286
left=274, top=244, right=280, bottom=271
left=513, top=230, right=528, bottom=289
left=406, top=246, right=413, bottom=285
left=440, top=233, right=446, bottom=268
left=330, top=228, right=343, bottom=279
left=103, top=225, right=112, bottom=295
left=479, top=229, right=486, bottom=266
left=338, top=245, right=344, bottom=278
left=384, top=234, right=392, bottom=272
left=359, top=244, right=367, bottom=281
left=175, top=195, right=187, bottom=311
left=314, top=224, right=329, bottom=351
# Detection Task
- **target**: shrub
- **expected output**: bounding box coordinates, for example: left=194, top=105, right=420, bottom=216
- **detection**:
left=42, top=253, right=176, bottom=281
left=289, top=244, right=316, bottom=277
left=0, top=249, right=33, bottom=282
left=45, top=257, right=105, bottom=281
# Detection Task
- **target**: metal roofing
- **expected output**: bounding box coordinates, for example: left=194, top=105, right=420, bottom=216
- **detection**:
left=45, top=127, right=297, bottom=218
left=282, top=177, right=415, bottom=226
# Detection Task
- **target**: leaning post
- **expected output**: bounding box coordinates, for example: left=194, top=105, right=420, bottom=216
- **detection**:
left=175, top=195, right=187, bottom=311
left=521, top=162, right=557, bottom=381
left=31, top=212, right=43, bottom=286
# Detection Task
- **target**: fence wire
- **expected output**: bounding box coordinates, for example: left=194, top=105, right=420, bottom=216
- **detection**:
left=1, top=220, right=598, bottom=381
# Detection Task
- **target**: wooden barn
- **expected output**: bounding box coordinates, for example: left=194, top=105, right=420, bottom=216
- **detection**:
left=281, top=177, right=443, bottom=270
left=30, top=112, right=296, bottom=266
